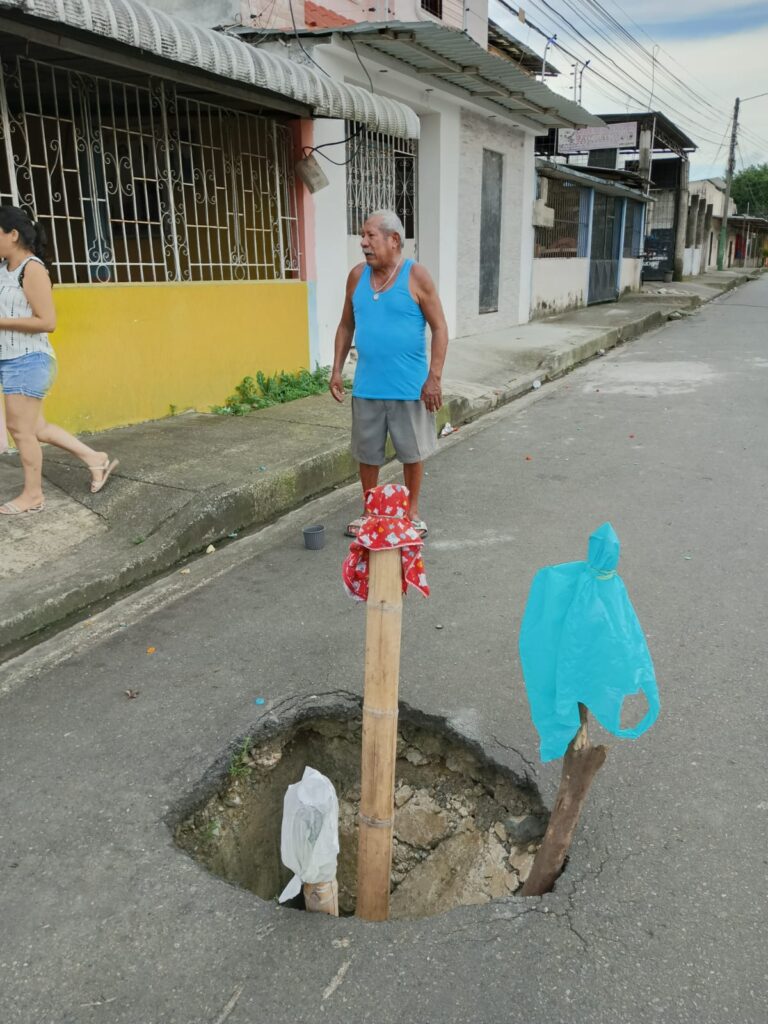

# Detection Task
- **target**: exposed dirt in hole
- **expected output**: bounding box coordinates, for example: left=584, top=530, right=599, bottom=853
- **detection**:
left=174, top=713, right=548, bottom=919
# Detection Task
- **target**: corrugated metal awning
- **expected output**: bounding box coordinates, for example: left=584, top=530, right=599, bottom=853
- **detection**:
left=0, top=0, right=420, bottom=138
left=235, top=21, right=602, bottom=133
left=537, top=159, right=652, bottom=202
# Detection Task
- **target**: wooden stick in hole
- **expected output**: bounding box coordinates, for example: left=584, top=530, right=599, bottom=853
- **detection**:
left=521, top=704, right=608, bottom=897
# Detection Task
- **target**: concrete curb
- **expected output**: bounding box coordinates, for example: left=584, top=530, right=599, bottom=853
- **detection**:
left=0, top=273, right=758, bottom=653
left=0, top=444, right=360, bottom=650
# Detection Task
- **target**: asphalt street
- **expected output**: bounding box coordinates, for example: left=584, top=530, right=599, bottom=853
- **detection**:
left=1, top=276, right=767, bottom=1024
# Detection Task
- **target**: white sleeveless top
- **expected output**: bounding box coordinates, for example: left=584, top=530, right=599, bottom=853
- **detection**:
left=0, top=256, right=55, bottom=360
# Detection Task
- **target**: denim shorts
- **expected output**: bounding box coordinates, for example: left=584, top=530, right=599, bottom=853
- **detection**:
left=0, top=351, right=57, bottom=399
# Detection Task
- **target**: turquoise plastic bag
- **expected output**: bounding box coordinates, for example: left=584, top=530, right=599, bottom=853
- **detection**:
left=519, top=523, right=660, bottom=762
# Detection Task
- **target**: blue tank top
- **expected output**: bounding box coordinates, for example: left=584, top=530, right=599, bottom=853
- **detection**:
left=352, top=258, right=428, bottom=401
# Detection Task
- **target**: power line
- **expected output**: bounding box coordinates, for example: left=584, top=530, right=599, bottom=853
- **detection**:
left=287, top=0, right=331, bottom=78
left=585, top=0, right=729, bottom=120
left=520, top=0, right=737, bottom=144
left=575, top=0, right=768, bottom=152
left=495, top=0, right=751, bottom=149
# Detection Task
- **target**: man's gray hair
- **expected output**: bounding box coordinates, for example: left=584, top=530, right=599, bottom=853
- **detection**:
left=367, top=209, right=405, bottom=248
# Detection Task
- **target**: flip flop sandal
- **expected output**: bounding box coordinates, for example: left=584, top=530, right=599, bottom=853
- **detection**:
left=344, top=517, right=365, bottom=538
left=90, top=456, right=119, bottom=494
left=411, top=519, right=428, bottom=538
left=0, top=500, right=45, bottom=515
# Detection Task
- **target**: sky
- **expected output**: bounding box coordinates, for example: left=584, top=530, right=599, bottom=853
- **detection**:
left=490, top=0, right=768, bottom=183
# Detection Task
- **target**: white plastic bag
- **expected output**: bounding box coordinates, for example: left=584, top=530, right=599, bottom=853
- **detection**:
left=278, top=767, right=339, bottom=903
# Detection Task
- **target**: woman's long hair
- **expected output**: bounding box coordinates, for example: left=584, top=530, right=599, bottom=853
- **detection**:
left=0, top=206, right=48, bottom=264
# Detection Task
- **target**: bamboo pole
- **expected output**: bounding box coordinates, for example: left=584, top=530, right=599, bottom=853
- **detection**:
left=521, top=705, right=608, bottom=897
left=303, top=880, right=339, bottom=916
left=356, top=546, right=403, bottom=921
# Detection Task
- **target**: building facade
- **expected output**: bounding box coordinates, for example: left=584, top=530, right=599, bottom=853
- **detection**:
left=0, top=0, right=416, bottom=431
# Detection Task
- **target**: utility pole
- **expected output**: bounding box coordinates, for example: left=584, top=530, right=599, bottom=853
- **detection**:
left=541, top=35, right=556, bottom=83
left=578, top=60, right=590, bottom=105
left=717, top=97, right=739, bottom=271
left=744, top=202, right=751, bottom=267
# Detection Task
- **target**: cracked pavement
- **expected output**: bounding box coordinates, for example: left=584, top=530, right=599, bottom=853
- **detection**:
left=1, top=278, right=768, bottom=1023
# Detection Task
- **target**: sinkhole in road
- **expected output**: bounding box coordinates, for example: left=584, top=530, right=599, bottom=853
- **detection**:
left=174, top=704, right=549, bottom=919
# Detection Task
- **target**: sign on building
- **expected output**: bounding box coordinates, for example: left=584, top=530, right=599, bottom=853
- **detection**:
left=557, top=122, right=637, bottom=154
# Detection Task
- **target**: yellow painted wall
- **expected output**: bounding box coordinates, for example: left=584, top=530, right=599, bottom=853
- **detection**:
left=43, top=281, right=310, bottom=434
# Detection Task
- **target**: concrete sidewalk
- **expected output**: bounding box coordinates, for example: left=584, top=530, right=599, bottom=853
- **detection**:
left=0, top=268, right=759, bottom=651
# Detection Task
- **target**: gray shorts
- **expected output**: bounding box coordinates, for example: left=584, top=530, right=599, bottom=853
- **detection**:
left=351, top=398, right=438, bottom=466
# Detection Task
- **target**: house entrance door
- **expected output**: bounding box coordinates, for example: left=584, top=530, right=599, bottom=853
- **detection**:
left=588, top=193, right=621, bottom=303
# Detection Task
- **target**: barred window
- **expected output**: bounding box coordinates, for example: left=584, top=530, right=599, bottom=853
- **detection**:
left=534, top=177, right=589, bottom=258
left=346, top=124, right=417, bottom=242
left=0, top=55, right=299, bottom=284
left=623, top=200, right=645, bottom=257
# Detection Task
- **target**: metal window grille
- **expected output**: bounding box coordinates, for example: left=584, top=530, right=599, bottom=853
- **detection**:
left=623, top=200, right=645, bottom=257
left=534, top=177, right=586, bottom=258
left=421, top=0, right=443, bottom=17
left=0, top=54, right=299, bottom=284
left=346, top=123, right=418, bottom=244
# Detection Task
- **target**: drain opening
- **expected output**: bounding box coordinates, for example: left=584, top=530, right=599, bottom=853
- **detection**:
left=175, top=709, right=549, bottom=920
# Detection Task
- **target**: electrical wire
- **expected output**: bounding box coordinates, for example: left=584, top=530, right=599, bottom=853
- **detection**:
left=292, top=22, right=380, bottom=165
left=495, top=0, right=741, bottom=148
left=520, top=0, right=733, bottom=145
left=246, top=0, right=279, bottom=46
left=347, top=33, right=375, bottom=94
left=563, top=0, right=768, bottom=152
left=288, top=0, right=331, bottom=78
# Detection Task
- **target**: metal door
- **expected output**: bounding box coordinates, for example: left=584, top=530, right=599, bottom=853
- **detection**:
left=479, top=149, right=504, bottom=313
left=588, top=192, right=621, bottom=304
left=641, top=189, right=676, bottom=281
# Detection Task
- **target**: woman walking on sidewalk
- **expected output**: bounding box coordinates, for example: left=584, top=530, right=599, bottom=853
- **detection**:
left=0, top=206, right=118, bottom=515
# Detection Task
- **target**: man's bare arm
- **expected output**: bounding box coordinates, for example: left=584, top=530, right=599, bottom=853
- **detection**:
left=412, top=264, right=449, bottom=413
left=330, top=265, right=364, bottom=403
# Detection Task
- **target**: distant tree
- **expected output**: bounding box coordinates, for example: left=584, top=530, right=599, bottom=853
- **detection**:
left=731, top=163, right=768, bottom=215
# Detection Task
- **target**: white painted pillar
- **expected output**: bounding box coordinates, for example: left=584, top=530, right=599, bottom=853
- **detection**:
left=516, top=133, right=536, bottom=324
left=421, top=106, right=460, bottom=338
left=310, top=119, right=351, bottom=367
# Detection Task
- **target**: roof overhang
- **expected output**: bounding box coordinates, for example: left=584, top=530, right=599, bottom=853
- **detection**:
left=730, top=215, right=768, bottom=229
left=0, top=0, right=420, bottom=137
left=598, top=112, right=697, bottom=153
left=537, top=159, right=652, bottom=202
left=232, top=22, right=602, bottom=133
left=487, top=19, right=558, bottom=77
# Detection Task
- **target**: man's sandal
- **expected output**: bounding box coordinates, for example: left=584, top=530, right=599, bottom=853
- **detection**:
left=0, top=500, right=45, bottom=515
left=411, top=519, right=428, bottom=538
left=89, top=456, right=119, bottom=494
left=344, top=517, right=365, bottom=538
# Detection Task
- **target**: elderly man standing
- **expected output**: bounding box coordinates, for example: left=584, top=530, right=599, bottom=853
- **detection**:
left=330, top=209, right=449, bottom=537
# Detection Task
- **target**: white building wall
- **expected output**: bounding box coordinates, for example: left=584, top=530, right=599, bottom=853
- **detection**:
left=146, top=0, right=241, bottom=24
left=418, top=108, right=462, bottom=336
left=456, top=110, right=533, bottom=337
left=311, top=118, right=350, bottom=367
left=531, top=259, right=589, bottom=316
left=289, top=40, right=542, bottom=360
left=517, top=133, right=536, bottom=324
left=620, top=257, right=643, bottom=294
left=298, top=41, right=497, bottom=362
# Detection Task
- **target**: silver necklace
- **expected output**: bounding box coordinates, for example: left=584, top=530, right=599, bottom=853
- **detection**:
left=370, top=258, right=403, bottom=301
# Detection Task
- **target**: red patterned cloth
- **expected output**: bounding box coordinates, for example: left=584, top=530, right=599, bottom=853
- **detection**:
left=342, top=484, right=429, bottom=602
